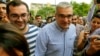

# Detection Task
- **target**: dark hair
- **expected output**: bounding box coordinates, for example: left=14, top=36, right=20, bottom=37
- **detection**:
left=6, top=0, right=29, bottom=14
left=46, top=16, right=53, bottom=21
left=0, top=1, right=6, bottom=4
left=92, top=14, right=100, bottom=20
left=35, top=15, right=41, bottom=18
left=0, top=23, right=30, bottom=56
left=95, top=10, right=100, bottom=14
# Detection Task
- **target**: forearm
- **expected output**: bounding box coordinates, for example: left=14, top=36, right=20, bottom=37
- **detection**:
left=77, top=39, right=87, bottom=51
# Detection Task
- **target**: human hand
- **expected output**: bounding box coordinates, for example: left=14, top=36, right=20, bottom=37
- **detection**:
left=84, top=24, right=90, bottom=39
left=86, top=35, right=100, bottom=55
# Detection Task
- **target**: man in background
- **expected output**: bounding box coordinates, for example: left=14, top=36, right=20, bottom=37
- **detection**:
left=0, top=1, right=9, bottom=23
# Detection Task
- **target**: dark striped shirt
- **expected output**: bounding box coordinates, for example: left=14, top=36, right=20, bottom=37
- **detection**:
left=25, top=24, right=39, bottom=56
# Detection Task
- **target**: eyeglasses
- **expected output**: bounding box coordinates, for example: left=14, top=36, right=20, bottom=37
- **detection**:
left=9, top=13, right=28, bottom=20
left=57, top=14, right=73, bottom=19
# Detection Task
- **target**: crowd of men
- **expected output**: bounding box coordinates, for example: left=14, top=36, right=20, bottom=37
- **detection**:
left=0, top=0, right=100, bottom=56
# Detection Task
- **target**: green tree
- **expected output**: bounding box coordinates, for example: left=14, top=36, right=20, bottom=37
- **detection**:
left=30, top=10, right=35, bottom=17
left=37, top=6, right=55, bottom=19
left=71, top=2, right=90, bottom=16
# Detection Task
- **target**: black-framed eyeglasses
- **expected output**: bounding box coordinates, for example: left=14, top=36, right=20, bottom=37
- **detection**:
left=57, top=14, right=73, bottom=19
left=9, top=13, right=29, bottom=20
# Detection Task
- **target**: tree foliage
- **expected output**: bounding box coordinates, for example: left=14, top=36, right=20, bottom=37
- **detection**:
left=37, top=6, right=55, bottom=19
left=29, top=2, right=91, bottom=19
left=30, top=10, right=35, bottom=17
left=71, top=2, right=90, bottom=16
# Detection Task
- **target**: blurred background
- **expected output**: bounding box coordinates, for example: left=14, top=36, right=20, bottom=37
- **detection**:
left=1, top=0, right=92, bottom=21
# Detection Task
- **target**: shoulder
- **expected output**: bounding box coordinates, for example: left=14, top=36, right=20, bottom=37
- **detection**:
left=92, top=28, right=100, bottom=35
left=68, top=24, right=77, bottom=33
left=25, top=24, right=39, bottom=34
left=38, top=22, right=55, bottom=34
left=77, top=24, right=84, bottom=28
left=42, top=22, right=55, bottom=30
left=28, top=24, right=39, bottom=29
left=95, top=28, right=100, bottom=31
left=69, top=24, right=76, bottom=29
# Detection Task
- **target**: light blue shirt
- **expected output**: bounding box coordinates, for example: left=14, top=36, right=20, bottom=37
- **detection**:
left=35, top=21, right=76, bottom=56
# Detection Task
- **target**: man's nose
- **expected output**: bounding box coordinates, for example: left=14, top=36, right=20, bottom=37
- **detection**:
left=17, top=16, right=23, bottom=21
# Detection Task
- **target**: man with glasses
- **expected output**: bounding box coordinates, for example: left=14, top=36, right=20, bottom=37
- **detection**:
left=35, top=2, right=76, bottom=56
left=6, top=1, right=39, bottom=56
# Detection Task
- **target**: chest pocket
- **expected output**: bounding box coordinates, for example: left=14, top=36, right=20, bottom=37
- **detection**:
left=66, top=34, right=76, bottom=48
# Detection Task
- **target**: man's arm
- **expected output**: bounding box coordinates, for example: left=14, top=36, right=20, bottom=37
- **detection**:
left=35, top=28, right=48, bottom=56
